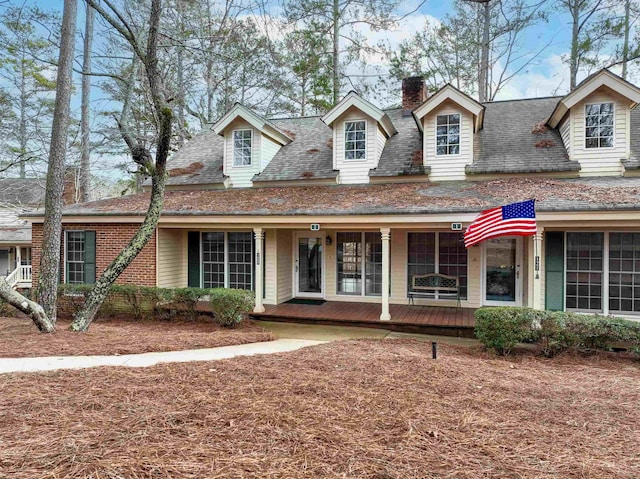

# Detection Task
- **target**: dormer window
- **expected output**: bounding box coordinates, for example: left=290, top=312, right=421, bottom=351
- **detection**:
left=345, top=120, right=366, bottom=160
left=233, top=129, right=252, bottom=166
left=436, top=114, right=460, bottom=155
left=585, top=103, right=614, bottom=148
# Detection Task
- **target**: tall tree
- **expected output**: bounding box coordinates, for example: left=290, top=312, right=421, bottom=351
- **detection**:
left=80, top=0, right=94, bottom=202
left=71, top=0, right=173, bottom=331
left=36, top=0, right=78, bottom=325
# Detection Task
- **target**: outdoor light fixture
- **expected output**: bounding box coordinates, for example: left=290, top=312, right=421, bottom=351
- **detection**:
left=326, top=235, right=332, bottom=246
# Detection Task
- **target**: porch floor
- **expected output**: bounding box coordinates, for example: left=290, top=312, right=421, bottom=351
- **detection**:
left=250, top=301, right=476, bottom=337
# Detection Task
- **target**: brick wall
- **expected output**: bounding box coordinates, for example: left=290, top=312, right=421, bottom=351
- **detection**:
left=31, top=222, right=157, bottom=286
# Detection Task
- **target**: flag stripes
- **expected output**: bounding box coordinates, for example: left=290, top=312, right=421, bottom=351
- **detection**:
left=464, top=200, right=536, bottom=248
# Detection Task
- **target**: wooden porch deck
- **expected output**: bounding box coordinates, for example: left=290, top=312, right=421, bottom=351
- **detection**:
left=250, top=301, right=477, bottom=337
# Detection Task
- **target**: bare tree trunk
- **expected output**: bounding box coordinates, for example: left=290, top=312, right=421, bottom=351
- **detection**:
left=0, top=277, right=54, bottom=332
left=19, top=59, right=27, bottom=179
left=622, top=0, right=631, bottom=79
left=36, top=0, right=78, bottom=324
left=479, top=0, right=490, bottom=102
left=332, top=0, right=340, bottom=105
left=569, top=0, right=580, bottom=90
left=72, top=0, right=172, bottom=332
left=80, top=0, right=94, bottom=203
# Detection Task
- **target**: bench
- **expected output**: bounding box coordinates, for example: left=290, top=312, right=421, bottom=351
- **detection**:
left=408, top=273, right=461, bottom=307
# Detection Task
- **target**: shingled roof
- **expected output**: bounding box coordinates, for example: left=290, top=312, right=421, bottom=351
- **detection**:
left=51, top=177, right=640, bottom=217
left=0, top=178, right=46, bottom=206
left=467, top=97, right=581, bottom=175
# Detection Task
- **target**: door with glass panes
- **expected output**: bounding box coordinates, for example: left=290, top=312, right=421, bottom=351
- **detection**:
left=294, top=232, right=324, bottom=298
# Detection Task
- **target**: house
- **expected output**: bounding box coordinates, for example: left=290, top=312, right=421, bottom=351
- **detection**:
left=24, top=69, right=640, bottom=322
left=0, top=178, right=45, bottom=288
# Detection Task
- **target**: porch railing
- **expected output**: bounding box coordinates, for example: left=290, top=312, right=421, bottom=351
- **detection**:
left=5, top=265, right=32, bottom=288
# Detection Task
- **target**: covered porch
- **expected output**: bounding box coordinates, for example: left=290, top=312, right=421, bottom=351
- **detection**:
left=250, top=301, right=476, bottom=336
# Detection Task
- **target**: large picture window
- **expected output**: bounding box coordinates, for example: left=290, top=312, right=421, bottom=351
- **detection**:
left=65, top=230, right=96, bottom=284
left=566, top=233, right=603, bottom=311
left=233, top=129, right=252, bottom=166
left=336, top=232, right=382, bottom=296
left=344, top=120, right=366, bottom=160
left=407, top=232, right=467, bottom=299
left=201, top=232, right=253, bottom=290
left=436, top=113, right=460, bottom=155
left=585, top=103, right=613, bottom=149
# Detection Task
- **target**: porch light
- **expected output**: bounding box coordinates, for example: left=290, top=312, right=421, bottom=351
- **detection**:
left=325, top=235, right=333, bottom=246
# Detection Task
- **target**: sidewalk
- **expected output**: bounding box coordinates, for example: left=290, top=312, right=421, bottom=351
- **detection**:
left=0, top=338, right=325, bottom=374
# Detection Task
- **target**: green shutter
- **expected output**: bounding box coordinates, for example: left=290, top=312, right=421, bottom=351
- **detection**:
left=187, top=231, right=201, bottom=288
left=545, top=232, right=564, bottom=311
left=84, top=230, right=96, bottom=284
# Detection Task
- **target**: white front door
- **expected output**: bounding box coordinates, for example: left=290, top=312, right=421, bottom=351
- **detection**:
left=294, top=232, right=324, bottom=298
left=483, top=237, right=523, bottom=306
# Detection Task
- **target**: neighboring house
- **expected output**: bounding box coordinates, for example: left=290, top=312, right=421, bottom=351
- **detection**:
left=0, top=179, right=45, bottom=288
left=24, top=69, right=640, bottom=320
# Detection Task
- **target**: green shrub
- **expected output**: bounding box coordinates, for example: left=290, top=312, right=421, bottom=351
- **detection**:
left=474, top=307, right=544, bottom=355
left=172, top=287, right=209, bottom=321
left=209, top=288, right=254, bottom=327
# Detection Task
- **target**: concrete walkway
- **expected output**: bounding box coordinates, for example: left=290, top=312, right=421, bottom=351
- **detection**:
left=0, top=339, right=325, bottom=374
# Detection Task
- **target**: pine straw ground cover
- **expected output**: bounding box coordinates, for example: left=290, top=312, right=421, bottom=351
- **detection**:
left=1, top=340, right=639, bottom=478
left=0, top=317, right=274, bottom=358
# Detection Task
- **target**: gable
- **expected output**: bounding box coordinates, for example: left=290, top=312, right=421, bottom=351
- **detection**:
left=413, top=84, right=485, bottom=132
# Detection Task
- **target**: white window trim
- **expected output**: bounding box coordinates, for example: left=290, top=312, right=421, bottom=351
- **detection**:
left=200, top=231, right=254, bottom=291
left=434, top=112, right=462, bottom=157
left=343, top=119, right=367, bottom=162
left=335, top=231, right=384, bottom=297
left=63, top=229, right=85, bottom=285
left=232, top=129, right=253, bottom=168
left=584, top=102, right=615, bottom=150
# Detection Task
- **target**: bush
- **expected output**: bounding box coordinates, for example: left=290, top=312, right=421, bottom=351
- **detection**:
left=474, top=307, right=543, bottom=355
left=172, top=287, right=209, bottom=321
left=209, top=288, right=254, bottom=327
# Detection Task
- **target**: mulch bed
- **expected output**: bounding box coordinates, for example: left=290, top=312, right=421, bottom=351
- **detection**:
left=0, top=317, right=274, bottom=358
left=0, top=339, right=638, bottom=478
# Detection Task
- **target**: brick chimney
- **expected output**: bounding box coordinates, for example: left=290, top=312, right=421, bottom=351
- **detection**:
left=402, top=76, right=427, bottom=112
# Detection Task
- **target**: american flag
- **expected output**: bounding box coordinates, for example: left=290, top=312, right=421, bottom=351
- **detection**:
left=464, top=200, right=536, bottom=248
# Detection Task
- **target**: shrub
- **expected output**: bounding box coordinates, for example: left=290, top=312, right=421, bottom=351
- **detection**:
left=474, top=307, right=543, bottom=355
left=209, top=288, right=254, bottom=327
left=172, top=287, right=209, bottom=321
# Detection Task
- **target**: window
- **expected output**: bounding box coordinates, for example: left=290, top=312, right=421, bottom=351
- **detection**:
left=201, top=232, right=253, bottom=290
left=609, top=233, right=640, bottom=313
left=344, top=120, right=366, bottom=160
left=585, top=103, right=613, bottom=148
left=336, top=232, right=383, bottom=296
left=65, top=230, right=96, bottom=284
left=566, top=233, right=603, bottom=311
left=407, top=232, right=467, bottom=299
left=436, top=114, right=460, bottom=155
left=233, top=129, right=252, bottom=166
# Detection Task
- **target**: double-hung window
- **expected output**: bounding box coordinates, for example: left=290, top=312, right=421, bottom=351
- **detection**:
left=407, top=232, right=467, bottom=299
left=585, top=103, right=614, bottom=148
left=436, top=114, right=460, bottom=155
left=344, top=120, right=366, bottom=160
left=336, top=232, right=383, bottom=296
left=65, top=230, right=96, bottom=284
left=233, top=129, right=252, bottom=166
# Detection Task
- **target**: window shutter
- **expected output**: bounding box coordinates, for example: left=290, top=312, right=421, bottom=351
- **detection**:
left=84, top=230, right=96, bottom=284
left=187, top=231, right=201, bottom=288
left=545, top=232, right=564, bottom=311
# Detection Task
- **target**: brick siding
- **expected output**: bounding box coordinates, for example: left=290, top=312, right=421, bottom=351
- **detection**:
left=31, top=223, right=157, bottom=286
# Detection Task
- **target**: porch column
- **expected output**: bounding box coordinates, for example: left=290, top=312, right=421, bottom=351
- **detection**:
left=253, top=228, right=265, bottom=313
left=15, top=247, right=21, bottom=269
left=532, top=230, right=544, bottom=310
left=380, top=228, right=391, bottom=321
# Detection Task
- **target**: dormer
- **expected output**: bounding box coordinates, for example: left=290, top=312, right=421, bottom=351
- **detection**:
left=412, top=84, right=484, bottom=182
left=321, top=92, right=397, bottom=184
left=212, top=104, right=293, bottom=187
left=548, top=69, right=640, bottom=177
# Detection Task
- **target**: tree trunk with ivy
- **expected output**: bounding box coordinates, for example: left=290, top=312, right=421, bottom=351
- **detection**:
left=71, top=0, right=172, bottom=332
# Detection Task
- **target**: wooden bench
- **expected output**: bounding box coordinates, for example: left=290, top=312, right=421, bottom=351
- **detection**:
left=408, top=273, right=461, bottom=307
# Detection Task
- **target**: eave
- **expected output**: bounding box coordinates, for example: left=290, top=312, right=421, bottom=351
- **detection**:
left=212, top=103, right=293, bottom=145
left=321, top=92, right=397, bottom=137
left=412, top=84, right=485, bottom=132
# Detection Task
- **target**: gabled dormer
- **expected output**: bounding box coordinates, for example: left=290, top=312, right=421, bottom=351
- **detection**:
left=412, top=84, right=484, bottom=181
left=321, top=92, right=397, bottom=184
left=548, top=69, right=640, bottom=177
left=212, top=104, right=293, bottom=187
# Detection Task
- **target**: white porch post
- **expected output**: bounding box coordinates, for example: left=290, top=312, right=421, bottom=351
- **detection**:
left=532, top=229, right=544, bottom=310
left=380, top=228, right=391, bottom=321
left=253, top=228, right=265, bottom=313
left=15, top=246, right=21, bottom=269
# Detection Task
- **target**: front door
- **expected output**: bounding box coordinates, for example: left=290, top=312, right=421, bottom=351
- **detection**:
left=0, top=250, right=8, bottom=277
left=483, top=237, right=522, bottom=306
left=294, top=233, right=323, bottom=298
